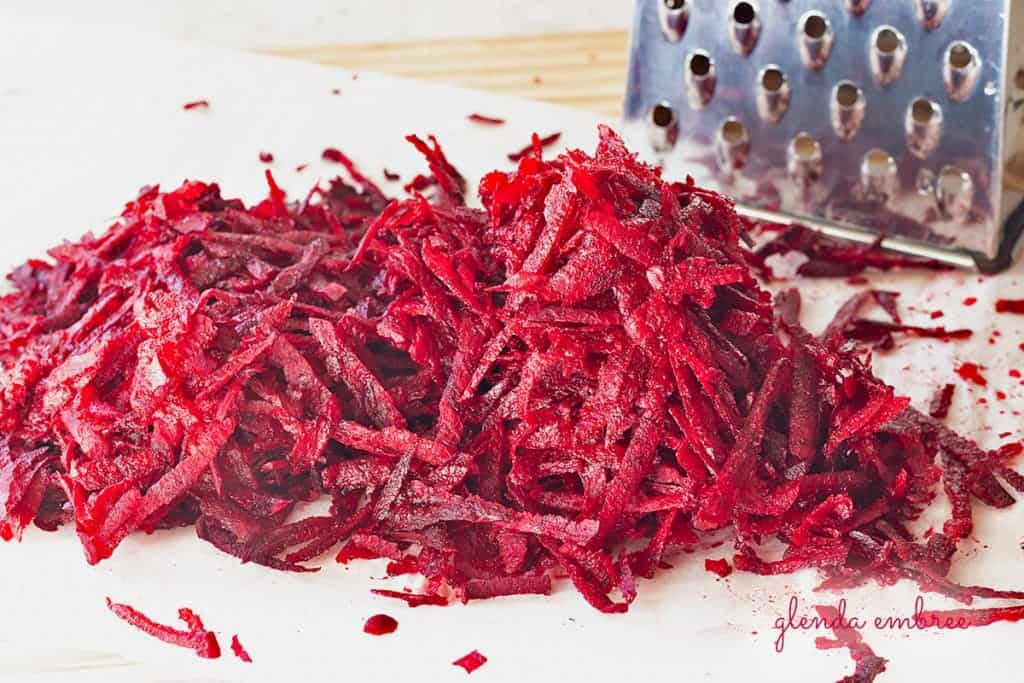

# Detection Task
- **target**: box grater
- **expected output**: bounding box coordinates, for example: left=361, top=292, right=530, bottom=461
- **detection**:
left=623, top=0, right=1024, bottom=270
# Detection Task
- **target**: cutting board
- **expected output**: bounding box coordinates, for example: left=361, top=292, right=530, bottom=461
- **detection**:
left=1, top=19, right=1023, bottom=683
left=272, top=30, right=631, bottom=117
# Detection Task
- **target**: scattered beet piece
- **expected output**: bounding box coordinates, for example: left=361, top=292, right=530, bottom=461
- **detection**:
left=468, top=114, right=505, bottom=126
left=956, top=363, right=988, bottom=387
left=930, top=311, right=944, bottom=320
left=182, top=100, right=210, bottom=111
left=295, top=163, right=308, bottom=172
left=230, top=634, right=253, bottom=663
left=963, top=297, right=978, bottom=307
left=403, top=174, right=437, bottom=194
left=928, top=384, right=956, bottom=419
left=363, top=614, right=398, bottom=636
left=383, top=168, right=401, bottom=182
left=996, top=299, right=1024, bottom=314
left=331, top=88, right=341, bottom=95
left=814, top=605, right=887, bottom=683
left=106, top=598, right=221, bottom=659
left=752, top=225, right=954, bottom=279
left=371, top=589, right=449, bottom=608
left=705, top=558, right=733, bottom=578
left=507, top=132, right=562, bottom=162
left=258, top=152, right=274, bottom=164
left=870, top=290, right=901, bottom=323
left=0, top=126, right=1020, bottom=628
left=453, top=650, right=488, bottom=674
left=843, top=320, right=972, bottom=348
left=321, top=148, right=348, bottom=164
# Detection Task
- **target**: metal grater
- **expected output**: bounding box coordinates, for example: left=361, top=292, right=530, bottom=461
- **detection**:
left=623, top=0, right=1024, bottom=270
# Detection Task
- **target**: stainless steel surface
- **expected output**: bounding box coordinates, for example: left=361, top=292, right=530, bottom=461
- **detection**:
left=624, top=0, right=1024, bottom=266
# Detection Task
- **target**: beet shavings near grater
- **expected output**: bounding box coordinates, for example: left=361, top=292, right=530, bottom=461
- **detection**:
left=623, top=0, right=1024, bottom=271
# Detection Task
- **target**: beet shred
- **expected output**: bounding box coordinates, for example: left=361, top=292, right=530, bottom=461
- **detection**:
left=1, top=127, right=1021, bottom=624
left=106, top=598, right=221, bottom=659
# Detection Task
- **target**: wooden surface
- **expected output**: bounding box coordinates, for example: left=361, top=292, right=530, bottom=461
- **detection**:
left=273, top=30, right=631, bottom=118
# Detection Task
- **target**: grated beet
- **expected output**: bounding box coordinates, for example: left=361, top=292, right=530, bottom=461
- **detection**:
left=230, top=634, right=253, bottom=662
left=364, top=614, right=398, bottom=635
left=371, top=589, right=449, bottom=608
left=507, top=132, right=562, bottom=162
left=259, top=152, right=274, bottom=164
left=453, top=649, right=488, bottom=674
left=928, top=385, right=956, bottom=419
left=183, top=100, right=210, bottom=111
left=752, top=226, right=954, bottom=279
left=321, top=148, right=348, bottom=164
left=1, top=127, right=1021, bottom=628
left=814, top=605, right=888, bottom=683
left=468, top=114, right=505, bottom=126
left=106, top=598, right=221, bottom=659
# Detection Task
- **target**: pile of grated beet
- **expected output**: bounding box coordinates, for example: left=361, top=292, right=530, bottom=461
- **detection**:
left=1, top=127, right=1022, bottom=637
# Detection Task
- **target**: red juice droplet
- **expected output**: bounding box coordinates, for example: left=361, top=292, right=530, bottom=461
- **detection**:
left=363, top=614, right=399, bottom=636
left=956, top=363, right=988, bottom=387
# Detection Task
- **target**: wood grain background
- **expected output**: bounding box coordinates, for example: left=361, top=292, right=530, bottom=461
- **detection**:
left=273, top=30, right=631, bottom=117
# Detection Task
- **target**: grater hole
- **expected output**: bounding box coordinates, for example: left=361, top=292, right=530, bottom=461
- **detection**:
left=685, top=50, right=717, bottom=107
left=875, top=28, right=903, bottom=54
left=721, top=119, right=748, bottom=144
left=1016, top=69, right=1024, bottom=90
left=793, top=133, right=821, bottom=160
left=798, top=11, right=834, bottom=70
left=648, top=102, right=679, bottom=152
left=761, top=68, right=785, bottom=92
left=939, top=167, right=970, bottom=195
left=689, top=52, right=712, bottom=77
left=906, top=97, right=942, bottom=159
left=651, top=103, right=676, bottom=128
left=733, top=2, right=756, bottom=25
left=949, top=43, right=974, bottom=69
left=936, top=165, right=974, bottom=219
left=866, top=149, right=894, bottom=174
left=836, top=83, right=862, bottom=108
left=658, top=0, right=690, bottom=42
left=911, top=98, right=937, bottom=124
left=803, top=13, right=828, bottom=39
left=944, top=42, right=981, bottom=102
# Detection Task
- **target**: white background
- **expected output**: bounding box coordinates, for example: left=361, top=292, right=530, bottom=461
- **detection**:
left=0, top=0, right=634, bottom=50
left=0, top=7, right=1023, bottom=683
